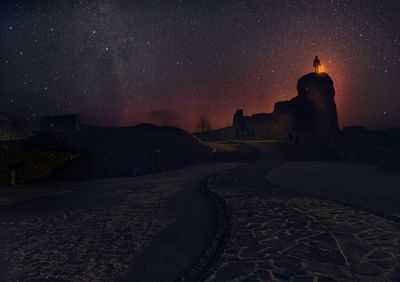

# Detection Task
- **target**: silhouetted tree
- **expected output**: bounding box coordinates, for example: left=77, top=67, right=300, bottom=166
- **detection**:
left=196, top=115, right=212, bottom=132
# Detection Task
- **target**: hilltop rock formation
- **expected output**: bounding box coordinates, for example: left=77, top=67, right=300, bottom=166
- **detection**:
left=296, top=72, right=339, bottom=134
left=232, top=72, right=339, bottom=140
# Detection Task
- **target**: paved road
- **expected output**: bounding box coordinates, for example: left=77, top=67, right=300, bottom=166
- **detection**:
left=204, top=143, right=400, bottom=281
left=0, top=163, right=243, bottom=282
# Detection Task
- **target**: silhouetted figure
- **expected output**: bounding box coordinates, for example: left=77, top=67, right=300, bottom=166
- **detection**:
left=313, top=56, right=321, bottom=73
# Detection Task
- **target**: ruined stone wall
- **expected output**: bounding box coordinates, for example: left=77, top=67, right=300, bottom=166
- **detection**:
left=232, top=72, right=340, bottom=140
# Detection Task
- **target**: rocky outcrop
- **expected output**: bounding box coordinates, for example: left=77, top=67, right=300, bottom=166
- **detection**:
left=295, top=72, right=339, bottom=134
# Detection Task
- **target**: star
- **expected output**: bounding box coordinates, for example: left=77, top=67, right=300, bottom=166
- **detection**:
left=0, top=1, right=399, bottom=130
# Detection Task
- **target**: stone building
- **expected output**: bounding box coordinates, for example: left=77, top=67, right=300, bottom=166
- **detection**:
left=233, top=72, right=339, bottom=140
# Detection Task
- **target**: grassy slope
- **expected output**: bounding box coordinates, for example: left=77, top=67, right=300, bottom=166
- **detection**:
left=0, top=144, right=72, bottom=185
left=205, top=141, right=259, bottom=162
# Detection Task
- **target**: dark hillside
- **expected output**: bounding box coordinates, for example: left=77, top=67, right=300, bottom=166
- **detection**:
left=21, top=124, right=214, bottom=180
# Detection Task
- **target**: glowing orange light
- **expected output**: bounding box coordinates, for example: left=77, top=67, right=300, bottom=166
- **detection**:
left=313, top=56, right=323, bottom=73
left=314, top=64, right=325, bottom=73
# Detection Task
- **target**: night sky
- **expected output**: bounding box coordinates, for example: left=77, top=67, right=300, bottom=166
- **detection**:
left=1, top=0, right=400, bottom=131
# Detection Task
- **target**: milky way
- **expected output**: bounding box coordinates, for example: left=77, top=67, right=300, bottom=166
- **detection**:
left=1, top=0, right=400, bottom=131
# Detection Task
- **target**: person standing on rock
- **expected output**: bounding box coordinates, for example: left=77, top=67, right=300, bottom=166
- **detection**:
left=313, top=56, right=321, bottom=73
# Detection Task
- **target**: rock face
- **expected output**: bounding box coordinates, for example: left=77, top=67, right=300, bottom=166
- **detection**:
left=296, top=72, right=339, bottom=134
left=233, top=72, right=339, bottom=140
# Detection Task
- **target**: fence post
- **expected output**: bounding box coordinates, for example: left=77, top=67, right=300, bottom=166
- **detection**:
left=10, top=170, right=16, bottom=186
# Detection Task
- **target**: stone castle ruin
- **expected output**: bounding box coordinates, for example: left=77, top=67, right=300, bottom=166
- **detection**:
left=233, top=71, right=340, bottom=140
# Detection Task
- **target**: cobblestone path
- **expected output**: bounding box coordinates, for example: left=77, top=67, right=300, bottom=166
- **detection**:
left=0, top=163, right=242, bottom=282
left=0, top=178, right=182, bottom=281
left=204, top=150, right=400, bottom=282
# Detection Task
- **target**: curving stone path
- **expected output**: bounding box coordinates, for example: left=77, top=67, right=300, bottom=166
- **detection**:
left=204, top=144, right=400, bottom=282
left=0, top=163, right=242, bottom=282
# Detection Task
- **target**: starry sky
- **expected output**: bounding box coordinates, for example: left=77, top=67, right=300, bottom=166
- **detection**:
left=1, top=0, right=400, bottom=131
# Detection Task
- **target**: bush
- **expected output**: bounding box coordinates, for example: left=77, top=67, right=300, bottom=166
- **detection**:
left=0, top=144, right=72, bottom=184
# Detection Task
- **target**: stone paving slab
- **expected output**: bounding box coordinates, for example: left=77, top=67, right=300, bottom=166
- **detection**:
left=205, top=164, right=400, bottom=282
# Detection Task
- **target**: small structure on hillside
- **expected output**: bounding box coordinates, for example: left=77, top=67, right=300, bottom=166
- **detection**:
left=40, top=114, right=81, bottom=132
